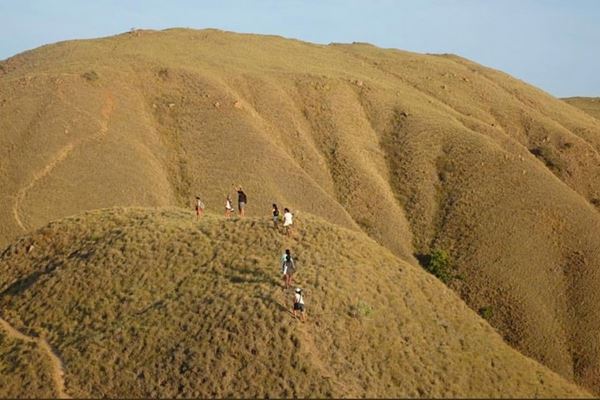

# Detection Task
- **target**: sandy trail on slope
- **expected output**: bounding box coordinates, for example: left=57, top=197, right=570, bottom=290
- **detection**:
left=0, top=316, right=70, bottom=399
left=12, top=92, right=114, bottom=232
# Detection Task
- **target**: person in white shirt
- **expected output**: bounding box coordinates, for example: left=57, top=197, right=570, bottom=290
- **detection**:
left=283, top=208, right=293, bottom=236
left=293, top=288, right=306, bottom=322
left=195, top=196, right=205, bottom=218
left=225, top=194, right=234, bottom=218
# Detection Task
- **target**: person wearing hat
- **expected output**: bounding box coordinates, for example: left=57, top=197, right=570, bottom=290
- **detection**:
left=293, top=288, right=306, bottom=322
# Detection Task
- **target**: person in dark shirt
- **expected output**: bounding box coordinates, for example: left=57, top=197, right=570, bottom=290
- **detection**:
left=272, top=203, right=280, bottom=228
left=236, top=186, right=247, bottom=217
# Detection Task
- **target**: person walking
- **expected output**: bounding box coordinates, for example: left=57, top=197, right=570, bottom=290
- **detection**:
left=195, top=196, right=205, bottom=219
left=293, top=288, right=306, bottom=322
left=280, top=249, right=293, bottom=288
left=283, top=208, right=293, bottom=236
left=237, top=186, right=247, bottom=217
left=282, top=253, right=296, bottom=289
left=225, top=194, right=234, bottom=218
left=272, top=203, right=280, bottom=228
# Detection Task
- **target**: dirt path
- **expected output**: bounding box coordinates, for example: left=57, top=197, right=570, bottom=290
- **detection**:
left=0, top=316, right=70, bottom=399
left=12, top=92, right=114, bottom=232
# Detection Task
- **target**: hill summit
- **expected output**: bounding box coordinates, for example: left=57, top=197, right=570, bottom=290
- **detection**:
left=0, top=207, right=591, bottom=398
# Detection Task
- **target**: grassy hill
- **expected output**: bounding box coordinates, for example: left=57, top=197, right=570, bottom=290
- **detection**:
left=0, top=208, right=591, bottom=398
left=564, top=97, right=600, bottom=120
left=1, top=28, right=600, bottom=394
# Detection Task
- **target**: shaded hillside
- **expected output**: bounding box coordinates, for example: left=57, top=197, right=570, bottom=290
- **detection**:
left=564, top=97, right=600, bottom=120
left=0, top=208, right=591, bottom=398
left=1, top=29, right=600, bottom=393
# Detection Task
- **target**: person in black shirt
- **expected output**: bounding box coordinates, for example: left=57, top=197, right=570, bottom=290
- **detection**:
left=236, top=186, right=247, bottom=217
left=272, top=203, right=280, bottom=228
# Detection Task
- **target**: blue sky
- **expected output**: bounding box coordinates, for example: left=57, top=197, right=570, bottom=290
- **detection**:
left=1, top=0, right=598, bottom=97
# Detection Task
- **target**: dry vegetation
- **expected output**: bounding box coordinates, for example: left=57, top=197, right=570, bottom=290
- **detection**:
left=0, top=329, right=57, bottom=398
left=0, top=207, right=591, bottom=397
left=564, top=97, right=600, bottom=120
left=1, top=28, right=600, bottom=395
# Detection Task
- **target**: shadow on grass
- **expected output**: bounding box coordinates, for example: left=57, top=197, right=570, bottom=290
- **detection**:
left=414, top=253, right=431, bottom=269
left=1, top=259, right=64, bottom=298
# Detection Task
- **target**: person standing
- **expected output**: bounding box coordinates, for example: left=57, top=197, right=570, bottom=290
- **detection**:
left=272, top=203, right=280, bottom=228
left=195, top=196, right=205, bottom=218
left=293, top=288, right=306, bottom=322
left=237, top=186, right=247, bottom=217
left=225, top=194, right=234, bottom=218
left=283, top=208, right=293, bottom=236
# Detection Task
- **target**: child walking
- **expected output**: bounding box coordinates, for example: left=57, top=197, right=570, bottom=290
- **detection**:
left=225, top=194, right=234, bottom=218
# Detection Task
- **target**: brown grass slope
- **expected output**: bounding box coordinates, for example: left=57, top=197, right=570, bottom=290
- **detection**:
left=564, top=97, right=600, bottom=120
left=0, top=208, right=592, bottom=398
left=1, top=28, right=600, bottom=392
left=0, top=328, right=57, bottom=398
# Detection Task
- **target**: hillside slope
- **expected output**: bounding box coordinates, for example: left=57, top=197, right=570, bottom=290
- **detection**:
left=1, top=28, right=600, bottom=392
left=0, top=208, right=591, bottom=398
left=564, top=97, right=600, bottom=120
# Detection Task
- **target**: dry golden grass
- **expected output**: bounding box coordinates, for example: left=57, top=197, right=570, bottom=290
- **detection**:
left=1, top=28, right=600, bottom=394
left=0, top=329, right=56, bottom=398
left=564, top=97, right=600, bottom=120
left=0, top=207, right=591, bottom=398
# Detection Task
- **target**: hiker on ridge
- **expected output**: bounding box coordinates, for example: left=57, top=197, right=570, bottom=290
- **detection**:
left=237, top=186, right=247, bottom=217
left=293, top=288, right=306, bottom=322
left=280, top=249, right=294, bottom=288
left=195, top=195, right=205, bottom=219
left=283, top=208, right=293, bottom=236
left=272, top=203, right=280, bottom=228
left=282, top=253, right=296, bottom=290
left=225, top=194, right=234, bottom=218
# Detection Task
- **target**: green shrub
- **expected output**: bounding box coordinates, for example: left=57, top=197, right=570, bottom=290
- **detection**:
left=478, top=306, right=493, bottom=320
left=348, top=301, right=373, bottom=318
left=424, top=249, right=453, bottom=283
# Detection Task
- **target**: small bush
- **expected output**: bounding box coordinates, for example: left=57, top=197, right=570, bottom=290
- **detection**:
left=348, top=301, right=373, bottom=318
left=158, top=68, right=169, bottom=79
left=528, top=146, right=567, bottom=175
left=82, top=71, right=99, bottom=82
left=478, top=306, right=493, bottom=320
left=560, top=142, right=574, bottom=150
left=424, top=249, right=453, bottom=283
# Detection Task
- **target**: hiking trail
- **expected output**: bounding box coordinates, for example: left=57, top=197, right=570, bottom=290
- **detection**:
left=12, top=92, right=114, bottom=232
left=0, top=316, right=70, bottom=399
